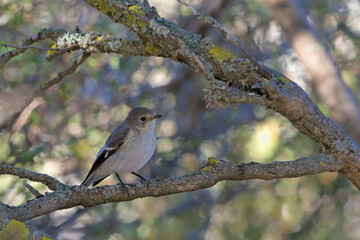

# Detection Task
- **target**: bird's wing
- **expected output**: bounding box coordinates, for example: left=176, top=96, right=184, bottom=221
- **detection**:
left=81, top=126, right=130, bottom=186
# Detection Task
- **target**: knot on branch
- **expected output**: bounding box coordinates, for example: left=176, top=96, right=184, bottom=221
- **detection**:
left=200, top=157, right=234, bottom=175
left=204, top=80, right=232, bottom=109
left=204, top=79, right=268, bottom=108
left=201, top=157, right=222, bottom=172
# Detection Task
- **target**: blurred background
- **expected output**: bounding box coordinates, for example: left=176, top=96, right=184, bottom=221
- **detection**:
left=1, top=0, right=360, bottom=239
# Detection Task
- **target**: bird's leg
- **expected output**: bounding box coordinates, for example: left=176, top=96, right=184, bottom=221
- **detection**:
left=115, top=173, right=129, bottom=196
left=131, top=172, right=150, bottom=190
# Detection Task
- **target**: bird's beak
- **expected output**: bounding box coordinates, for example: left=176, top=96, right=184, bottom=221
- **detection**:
left=153, top=114, right=162, bottom=119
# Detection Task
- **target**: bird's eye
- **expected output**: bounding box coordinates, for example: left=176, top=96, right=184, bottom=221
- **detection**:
left=140, top=117, right=146, bottom=121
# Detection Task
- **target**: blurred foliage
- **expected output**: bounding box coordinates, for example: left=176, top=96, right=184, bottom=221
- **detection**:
left=0, top=0, right=359, bottom=239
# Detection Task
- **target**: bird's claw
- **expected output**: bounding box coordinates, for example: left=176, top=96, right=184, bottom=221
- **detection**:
left=139, top=178, right=150, bottom=190
left=117, top=182, right=129, bottom=196
left=131, top=172, right=150, bottom=190
left=123, top=185, right=130, bottom=197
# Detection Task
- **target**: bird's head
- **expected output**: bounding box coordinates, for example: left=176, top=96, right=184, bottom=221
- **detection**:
left=126, top=107, right=162, bottom=130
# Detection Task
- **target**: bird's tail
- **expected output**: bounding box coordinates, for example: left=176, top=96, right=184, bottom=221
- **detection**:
left=81, top=171, right=94, bottom=187
left=92, top=176, right=108, bottom=186
left=81, top=173, right=108, bottom=187
left=81, top=176, right=91, bottom=187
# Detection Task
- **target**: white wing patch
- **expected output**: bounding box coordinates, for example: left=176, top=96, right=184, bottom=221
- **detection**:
left=104, top=146, right=116, bottom=151
left=103, top=146, right=117, bottom=159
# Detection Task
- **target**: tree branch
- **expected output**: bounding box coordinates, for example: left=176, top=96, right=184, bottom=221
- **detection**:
left=1, top=154, right=341, bottom=222
left=262, top=0, right=360, bottom=143
left=0, top=205, right=9, bottom=229
left=176, top=0, right=270, bottom=79
left=36, top=52, right=91, bottom=92
left=0, top=51, right=91, bottom=131
left=0, top=28, right=66, bottom=68
left=82, top=0, right=360, bottom=188
left=45, top=32, right=162, bottom=61
left=0, top=43, right=73, bottom=52
left=0, top=164, right=66, bottom=191
left=1, top=0, right=359, bottom=227
left=204, top=80, right=268, bottom=108
left=24, top=184, right=45, bottom=198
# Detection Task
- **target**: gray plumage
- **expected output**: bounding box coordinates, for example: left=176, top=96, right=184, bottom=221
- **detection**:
left=81, top=107, right=161, bottom=187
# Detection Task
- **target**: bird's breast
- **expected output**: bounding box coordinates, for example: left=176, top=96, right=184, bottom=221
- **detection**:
left=112, top=129, right=157, bottom=173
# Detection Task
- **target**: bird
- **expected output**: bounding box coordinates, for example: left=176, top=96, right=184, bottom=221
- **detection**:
left=81, top=107, right=162, bottom=187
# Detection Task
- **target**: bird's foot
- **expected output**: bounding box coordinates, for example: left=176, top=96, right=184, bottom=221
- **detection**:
left=140, top=178, right=151, bottom=190
left=132, top=172, right=150, bottom=190
left=115, top=173, right=129, bottom=196
left=117, top=182, right=129, bottom=196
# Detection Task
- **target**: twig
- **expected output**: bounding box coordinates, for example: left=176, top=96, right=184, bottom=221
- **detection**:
left=0, top=164, right=66, bottom=191
left=176, top=0, right=271, bottom=79
left=25, top=183, right=44, bottom=198
left=12, top=97, right=45, bottom=132
left=0, top=43, right=73, bottom=52
left=107, top=1, right=213, bottom=80
left=0, top=52, right=91, bottom=131
left=75, top=25, right=84, bottom=35
left=37, top=52, right=91, bottom=92
left=0, top=37, right=40, bottom=68
left=168, top=34, right=213, bottom=80
left=0, top=28, right=66, bottom=68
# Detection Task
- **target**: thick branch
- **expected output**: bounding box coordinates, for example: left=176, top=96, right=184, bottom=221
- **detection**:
left=0, top=205, right=9, bottom=229
left=204, top=80, right=268, bottom=108
left=2, top=154, right=341, bottom=222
